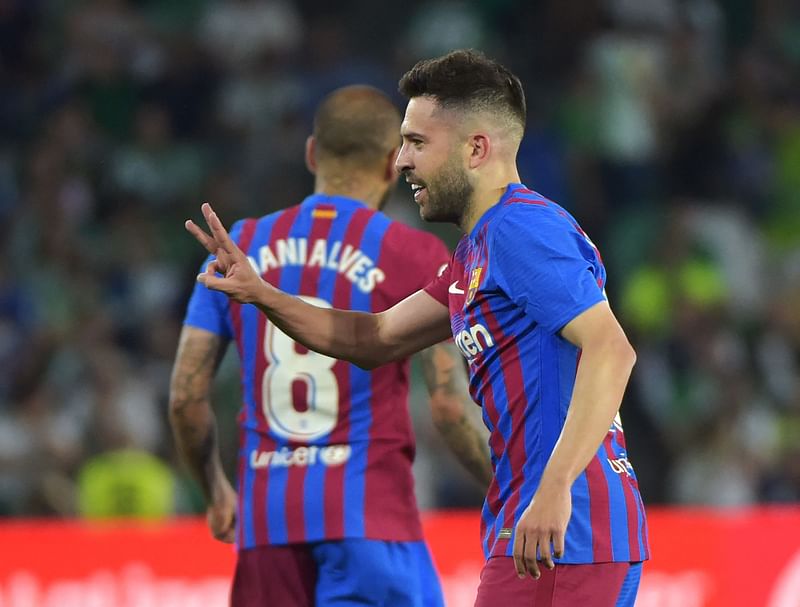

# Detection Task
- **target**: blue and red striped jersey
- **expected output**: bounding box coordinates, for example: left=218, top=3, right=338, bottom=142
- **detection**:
left=425, top=184, right=649, bottom=564
left=185, top=194, right=450, bottom=548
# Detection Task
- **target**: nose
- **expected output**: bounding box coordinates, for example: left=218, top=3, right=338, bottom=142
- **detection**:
left=395, top=142, right=413, bottom=174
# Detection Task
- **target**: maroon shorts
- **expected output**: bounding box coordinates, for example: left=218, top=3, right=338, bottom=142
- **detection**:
left=474, top=557, right=630, bottom=607
left=231, top=544, right=316, bottom=607
left=230, top=540, right=444, bottom=607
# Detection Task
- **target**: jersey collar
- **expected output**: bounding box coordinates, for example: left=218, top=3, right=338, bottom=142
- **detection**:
left=300, top=193, right=370, bottom=210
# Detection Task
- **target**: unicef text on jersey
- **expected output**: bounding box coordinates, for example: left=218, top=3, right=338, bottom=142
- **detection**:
left=250, top=445, right=353, bottom=469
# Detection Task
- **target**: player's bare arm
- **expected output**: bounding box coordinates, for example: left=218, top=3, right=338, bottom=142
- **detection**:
left=169, top=326, right=236, bottom=543
left=512, top=301, right=636, bottom=579
left=421, top=342, right=492, bottom=487
left=186, top=202, right=452, bottom=368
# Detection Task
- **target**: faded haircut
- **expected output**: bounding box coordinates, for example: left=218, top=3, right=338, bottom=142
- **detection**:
left=313, top=85, right=401, bottom=169
left=398, top=49, right=526, bottom=138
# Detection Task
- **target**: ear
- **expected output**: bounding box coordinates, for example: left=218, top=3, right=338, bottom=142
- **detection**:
left=384, top=146, right=400, bottom=182
left=467, top=133, right=490, bottom=169
left=305, top=136, right=317, bottom=174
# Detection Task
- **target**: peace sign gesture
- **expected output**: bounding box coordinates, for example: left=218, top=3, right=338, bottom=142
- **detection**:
left=185, top=203, right=264, bottom=304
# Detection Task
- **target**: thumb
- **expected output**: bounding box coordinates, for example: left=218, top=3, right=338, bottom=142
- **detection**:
left=206, top=259, right=229, bottom=275
left=198, top=273, right=225, bottom=292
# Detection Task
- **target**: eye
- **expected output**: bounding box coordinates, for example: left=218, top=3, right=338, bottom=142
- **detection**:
left=401, top=134, right=425, bottom=150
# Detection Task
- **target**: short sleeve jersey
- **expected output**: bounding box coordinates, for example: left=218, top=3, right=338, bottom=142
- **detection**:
left=185, top=194, right=450, bottom=549
left=425, top=184, right=649, bottom=564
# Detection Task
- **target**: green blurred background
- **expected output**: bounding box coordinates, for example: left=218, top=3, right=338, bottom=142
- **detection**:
left=1, top=0, right=799, bottom=519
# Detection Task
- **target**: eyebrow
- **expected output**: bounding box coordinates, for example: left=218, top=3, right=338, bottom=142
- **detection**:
left=401, top=130, right=427, bottom=141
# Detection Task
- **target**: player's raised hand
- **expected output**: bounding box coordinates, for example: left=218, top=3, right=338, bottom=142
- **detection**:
left=185, top=203, right=235, bottom=272
left=185, top=203, right=264, bottom=304
left=511, top=483, right=571, bottom=580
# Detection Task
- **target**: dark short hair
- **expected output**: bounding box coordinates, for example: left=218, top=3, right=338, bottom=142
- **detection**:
left=313, top=85, right=400, bottom=168
left=398, top=49, right=526, bottom=133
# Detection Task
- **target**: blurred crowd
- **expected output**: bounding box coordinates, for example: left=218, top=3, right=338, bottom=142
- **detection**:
left=1, top=0, right=799, bottom=518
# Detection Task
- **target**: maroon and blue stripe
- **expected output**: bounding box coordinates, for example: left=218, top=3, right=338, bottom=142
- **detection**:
left=343, top=211, right=390, bottom=536
left=608, top=430, right=646, bottom=561
left=229, top=217, right=267, bottom=549
left=599, top=436, right=631, bottom=561
left=284, top=203, right=337, bottom=543
left=290, top=200, right=338, bottom=541
left=249, top=210, right=296, bottom=545
left=478, top=370, right=503, bottom=556
left=567, top=472, right=595, bottom=562
left=323, top=205, right=373, bottom=537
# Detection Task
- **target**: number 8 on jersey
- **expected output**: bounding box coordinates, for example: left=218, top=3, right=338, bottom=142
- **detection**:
left=263, top=296, right=339, bottom=442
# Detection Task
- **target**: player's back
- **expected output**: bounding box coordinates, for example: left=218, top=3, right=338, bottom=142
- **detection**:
left=188, top=193, right=449, bottom=549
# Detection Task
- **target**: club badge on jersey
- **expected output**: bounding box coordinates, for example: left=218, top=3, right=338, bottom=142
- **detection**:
left=466, top=267, right=483, bottom=305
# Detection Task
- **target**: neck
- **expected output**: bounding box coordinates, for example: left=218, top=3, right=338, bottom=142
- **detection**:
left=314, top=171, right=388, bottom=211
left=461, top=165, right=521, bottom=233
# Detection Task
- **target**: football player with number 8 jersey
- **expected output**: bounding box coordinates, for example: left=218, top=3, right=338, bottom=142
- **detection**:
left=170, top=86, right=454, bottom=607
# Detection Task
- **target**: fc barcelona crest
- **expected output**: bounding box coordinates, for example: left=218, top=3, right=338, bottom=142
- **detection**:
left=466, top=267, right=483, bottom=305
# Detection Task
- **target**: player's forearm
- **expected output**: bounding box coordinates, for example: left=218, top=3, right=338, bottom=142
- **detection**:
left=169, top=328, right=229, bottom=503
left=422, top=343, right=493, bottom=487
left=251, top=279, right=396, bottom=369
left=538, top=336, right=636, bottom=491
left=168, top=397, right=227, bottom=503
left=431, top=397, right=493, bottom=487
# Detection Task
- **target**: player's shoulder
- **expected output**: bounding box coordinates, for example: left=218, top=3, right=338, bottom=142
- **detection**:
left=376, top=213, right=443, bottom=249
left=383, top=215, right=420, bottom=235
left=231, top=204, right=305, bottom=238
left=498, top=187, right=563, bottom=218
left=227, top=216, right=252, bottom=239
left=225, top=215, right=262, bottom=245
left=376, top=215, right=449, bottom=277
left=494, top=187, right=577, bottom=236
left=266, top=202, right=305, bottom=224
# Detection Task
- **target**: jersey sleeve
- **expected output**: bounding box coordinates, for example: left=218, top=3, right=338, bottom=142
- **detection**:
left=422, top=251, right=453, bottom=307
left=384, top=222, right=451, bottom=299
left=413, top=232, right=451, bottom=290
left=183, top=220, right=246, bottom=338
left=492, top=206, right=606, bottom=334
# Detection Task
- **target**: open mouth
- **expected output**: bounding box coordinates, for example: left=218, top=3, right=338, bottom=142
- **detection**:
left=410, top=183, right=427, bottom=203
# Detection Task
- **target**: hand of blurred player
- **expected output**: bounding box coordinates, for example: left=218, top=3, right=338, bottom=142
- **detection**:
left=511, top=482, right=571, bottom=579
left=207, top=478, right=238, bottom=544
left=186, top=203, right=264, bottom=304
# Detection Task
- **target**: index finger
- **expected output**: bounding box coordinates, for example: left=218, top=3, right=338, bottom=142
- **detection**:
left=185, top=219, right=217, bottom=254
left=202, top=203, right=238, bottom=255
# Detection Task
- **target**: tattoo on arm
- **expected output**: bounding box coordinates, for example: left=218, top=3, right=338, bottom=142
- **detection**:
left=421, top=342, right=493, bottom=488
left=169, top=327, right=228, bottom=501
